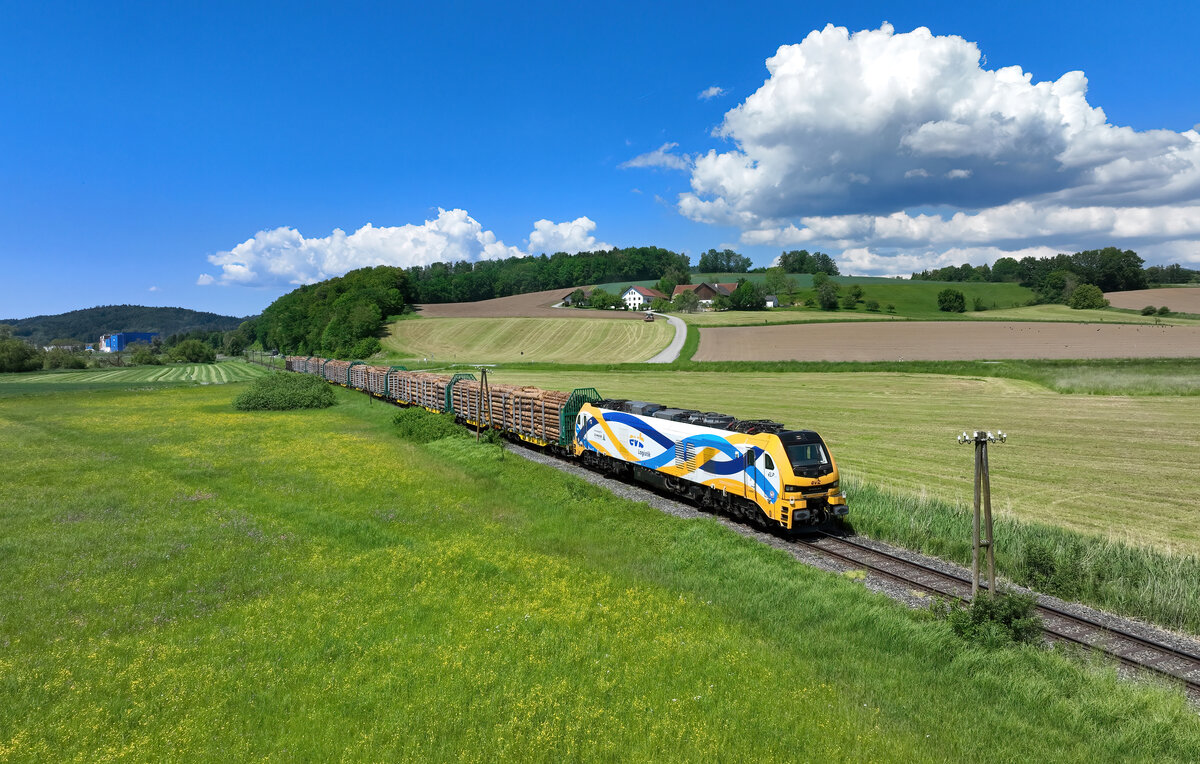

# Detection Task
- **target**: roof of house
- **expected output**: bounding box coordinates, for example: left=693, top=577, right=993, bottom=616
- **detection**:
left=623, top=285, right=665, bottom=298
left=672, top=282, right=739, bottom=298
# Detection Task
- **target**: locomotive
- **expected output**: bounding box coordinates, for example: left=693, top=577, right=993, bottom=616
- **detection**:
left=284, top=356, right=847, bottom=530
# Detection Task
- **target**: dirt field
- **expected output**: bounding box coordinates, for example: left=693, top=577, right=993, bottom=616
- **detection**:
left=1105, top=286, right=1200, bottom=313
left=417, top=287, right=645, bottom=320
left=695, top=321, right=1200, bottom=361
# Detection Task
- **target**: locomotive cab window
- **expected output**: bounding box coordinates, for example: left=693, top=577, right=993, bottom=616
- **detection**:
left=763, top=453, right=775, bottom=471
left=785, top=442, right=828, bottom=468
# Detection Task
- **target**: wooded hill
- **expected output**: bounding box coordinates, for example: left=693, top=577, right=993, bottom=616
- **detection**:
left=2, top=305, right=249, bottom=347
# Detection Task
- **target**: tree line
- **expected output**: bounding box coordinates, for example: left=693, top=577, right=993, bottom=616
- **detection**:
left=911, top=247, right=1197, bottom=303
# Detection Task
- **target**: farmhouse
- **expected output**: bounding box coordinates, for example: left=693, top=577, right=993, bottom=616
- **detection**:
left=619, top=285, right=666, bottom=310
left=561, top=289, right=592, bottom=307
left=672, top=282, right=738, bottom=307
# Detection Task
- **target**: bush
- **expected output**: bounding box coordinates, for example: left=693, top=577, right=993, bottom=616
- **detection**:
left=816, top=282, right=840, bottom=310
left=233, top=373, right=336, bottom=411
left=937, top=288, right=966, bottom=313
left=885, top=303, right=896, bottom=314
left=392, top=407, right=466, bottom=443
left=1157, top=305, right=1171, bottom=315
left=1066, top=284, right=1109, bottom=310
left=839, top=292, right=858, bottom=310
left=169, top=339, right=217, bottom=363
left=349, top=337, right=381, bottom=358
left=973, top=296, right=987, bottom=311
left=943, top=590, right=1041, bottom=648
left=1140, top=305, right=1157, bottom=316
left=865, top=299, right=880, bottom=312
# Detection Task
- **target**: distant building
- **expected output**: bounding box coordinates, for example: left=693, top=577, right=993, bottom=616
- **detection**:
left=561, top=289, right=592, bottom=307
left=764, top=294, right=778, bottom=308
left=619, top=285, right=666, bottom=311
left=671, top=282, right=738, bottom=307
left=99, top=332, right=158, bottom=353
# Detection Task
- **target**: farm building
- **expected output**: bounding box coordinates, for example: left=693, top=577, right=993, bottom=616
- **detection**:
left=672, top=282, right=738, bottom=306
left=99, top=332, right=158, bottom=352
left=619, top=285, right=666, bottom=310
left=561, top=289, right=592, bottom=306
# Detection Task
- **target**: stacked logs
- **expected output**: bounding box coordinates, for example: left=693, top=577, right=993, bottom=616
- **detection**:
left=387, top=370, right=453, bottom=410
left=323, top=359, right=352, bottom=383
left=451, top=382, right=571, bottom=443
left=304, top=357, right=324, bottom=375
left=362, top=365, right=391, bottom=396
left=285, top=356, right=306, bottom=372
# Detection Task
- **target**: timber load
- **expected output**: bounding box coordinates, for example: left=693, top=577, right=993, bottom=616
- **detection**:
left=451, top=382, right=572, bottom=445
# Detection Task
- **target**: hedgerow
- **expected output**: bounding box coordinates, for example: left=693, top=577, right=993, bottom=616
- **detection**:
left=232, top=372, right=336, bottom=411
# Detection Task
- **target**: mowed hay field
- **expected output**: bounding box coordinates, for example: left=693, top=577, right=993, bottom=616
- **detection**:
left=383, top=317, right=671, bottom=363
left=4, top=385, right=1199, bottom=759
left=417, top=287, right=646, bottom=320
left=0, top=361, right=270, bottom=390
left=499, top=370, right=1200, bottom=555
left=1106, top=286, right=1200, bottom=313
left=696, top=321, right=1200, bottom=362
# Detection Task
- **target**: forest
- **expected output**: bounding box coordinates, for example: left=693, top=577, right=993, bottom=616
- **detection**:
left=1, top=304, right=247, bottom=347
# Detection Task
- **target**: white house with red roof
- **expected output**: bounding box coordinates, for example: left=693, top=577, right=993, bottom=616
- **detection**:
left=620, top=285, right=666, bottom=310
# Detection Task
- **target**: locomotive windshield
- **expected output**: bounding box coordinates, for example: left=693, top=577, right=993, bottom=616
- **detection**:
left=779, top=430, right=833, bottom=477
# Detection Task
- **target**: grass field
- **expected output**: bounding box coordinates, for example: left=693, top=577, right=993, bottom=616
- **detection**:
left=496, top=370, right=1200, bottom=556
left=3, top=384, right=1198, bottom=759
left=0, top=360, right=271, bottom=397
left=382, top=316, right=671, bottom=363
left=980, top=303, right=1200, bottom=325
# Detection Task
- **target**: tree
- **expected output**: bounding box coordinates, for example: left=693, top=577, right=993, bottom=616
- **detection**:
left=673, top=289, right=700, bottom=313
left=840, top=292, right=859, bottom=310
left=937, top=288, right=966, bottom=313
left=0, top=337, right=42, bottom=372
left=764, top=267, right=797, bottom=298
left=128, top=342, right=162, bottom=366
left=1067, top=284, right=1109, bottom=310
left=990, top=257, right=1021, bottom=282
left=649, top=297, right=673, bottom=312
left=588, top=288, right=622, bottom=310
left=697, top=248, right=752, bottom=273
left=847, top=285, right=864, bottom=303
left=729, top=279, right=766, bottom=310
left=779, top=249, right=839, bottom=275
left=169, top=338, right=217, bottom=363
left=711, top=293, right=733, bottom=311
left=816, top=282, right=840, bottom=310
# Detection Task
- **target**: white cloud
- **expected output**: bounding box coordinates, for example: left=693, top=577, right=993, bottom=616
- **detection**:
left=699, top=85, right=726, bottom=100
left=527, top=217, right=612, bottom=255
left=620, top=142, right=693, bottom=171
left=666, top=23, right=1200, bottom=271
left=201, top=209, right=608, bottom=288
left=148, top=286, right=159, bottom=292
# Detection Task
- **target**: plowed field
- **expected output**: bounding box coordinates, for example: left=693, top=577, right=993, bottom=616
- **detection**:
left=695, top=321, right=1200, bottom=362
left=1105, top=286, right=1200, bottom=314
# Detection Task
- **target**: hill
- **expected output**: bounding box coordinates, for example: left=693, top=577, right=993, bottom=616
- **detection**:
left=2, top=304, right=250, bottom=346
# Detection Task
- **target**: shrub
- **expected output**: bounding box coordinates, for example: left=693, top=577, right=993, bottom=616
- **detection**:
left=865, top=299, right=880, bottom=312
left=937, top=288, right=966, bottom=313
left=1140, top=305, right=1157, bottom=316
left=885, top=303, right=896, bottom=314
left=943, top=590, right=1041, bottom=648
left=973, top=296, right=987, bottom=311
left=233, top=373, right=336, bottom=411
left=1067, top=284, right=1109, bottom=310
left=839, top=292, right=858, bottom=310
left=1157, top=305, right=1171, bottom=315
left=816, top=282, right=840, bottom=310
left=170, top=339, right=217, bottom=363
left=349, top=337, right=381, bottom=358
left=392, top=407, right=466, bottom=443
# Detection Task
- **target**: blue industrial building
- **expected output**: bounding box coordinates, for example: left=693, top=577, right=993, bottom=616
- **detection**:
left=99, top=332, right=158, bottom=352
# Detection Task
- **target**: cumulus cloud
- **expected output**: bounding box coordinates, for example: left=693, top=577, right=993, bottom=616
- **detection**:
left=527, top=217, right=612, bottom=255
left=665, top=23, right=1200, bottom=273
left=200, top=208, right=608, bottom=288
left=620, top=142, right=693, bottom=171
left=699, top=85, right=726, bottom=100
left=148, top=286, right=159, bottom=292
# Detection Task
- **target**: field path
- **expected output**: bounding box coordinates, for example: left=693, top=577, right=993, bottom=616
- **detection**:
left=644, top=313, right=686, bottom=363
left=696, top=321, right=1200, bottom=361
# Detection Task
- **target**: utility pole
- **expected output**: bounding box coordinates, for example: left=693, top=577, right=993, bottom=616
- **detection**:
left=957, top=429, right=1006, bottom=598
left=475, top=367, right=492, bottom=441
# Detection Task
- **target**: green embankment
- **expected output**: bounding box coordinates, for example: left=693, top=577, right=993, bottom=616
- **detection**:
left=2, top=385, right=1198, bottom=759
left=382, top=316, right=672, bottom=363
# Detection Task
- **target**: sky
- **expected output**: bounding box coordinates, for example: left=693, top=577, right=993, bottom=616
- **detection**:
left=3, top=1, right=1199, bottom=319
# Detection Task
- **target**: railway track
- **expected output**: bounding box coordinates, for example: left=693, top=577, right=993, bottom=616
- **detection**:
left=797, top=531, right=1200, bottom=695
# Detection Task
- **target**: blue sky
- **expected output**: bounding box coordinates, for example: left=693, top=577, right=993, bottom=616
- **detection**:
left=3, top=1, right=1199, bottom=318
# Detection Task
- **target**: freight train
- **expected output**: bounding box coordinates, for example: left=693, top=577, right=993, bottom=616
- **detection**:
left=285, top=356, right=847, bottom=530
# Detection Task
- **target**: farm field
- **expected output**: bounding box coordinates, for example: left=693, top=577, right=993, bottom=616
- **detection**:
left=497, top=369, right=1200, bottom=555
left=1106, top=286, right=1200, bottom=313
left=694, top=321, right=1200, bottom=362
left=382, top=316, right=671, bottom=363
left=0, top=360, right=270, bottom=396
left=3, top=385, right=1198, bottom=760
left=979, top=303, right=1200, bottom=325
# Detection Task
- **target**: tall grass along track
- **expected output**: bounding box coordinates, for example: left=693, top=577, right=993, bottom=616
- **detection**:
left=796, top=532, right=1200, bottom=695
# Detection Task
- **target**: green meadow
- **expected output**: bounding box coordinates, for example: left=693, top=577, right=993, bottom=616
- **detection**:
left=0, top=360, right=271, bottom=396
left=3, top=384, right=1199, bottom=760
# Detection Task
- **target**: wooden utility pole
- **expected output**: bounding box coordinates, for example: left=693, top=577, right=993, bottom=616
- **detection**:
left=958, top=430, right=1006, bottom=598
left=476, top=367, right=492, bottom=442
